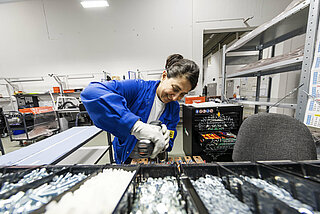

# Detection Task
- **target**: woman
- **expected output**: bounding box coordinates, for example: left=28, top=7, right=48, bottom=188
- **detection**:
left=81, top=54, right=199, bottom=164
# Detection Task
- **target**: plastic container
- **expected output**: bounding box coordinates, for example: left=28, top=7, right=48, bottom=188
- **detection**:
left=53, top=87, right=60, bottom=93
left=114, top=164, right=200, bottom=214
left=259, top=161, right=320, bottom=182
left=220, top=162, right=320, bottom=212
left=181, top=163, right=300, bottom=214
left=12, top=129, right=25, bottom=135
left=36, top=165, right=137, bottom=214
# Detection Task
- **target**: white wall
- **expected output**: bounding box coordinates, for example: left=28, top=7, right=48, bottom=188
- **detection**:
left=0, top=0, right=292, bottom=95
left=0, top=0, right=193, bottom=93
left=203, top=52, right=221, bottom=94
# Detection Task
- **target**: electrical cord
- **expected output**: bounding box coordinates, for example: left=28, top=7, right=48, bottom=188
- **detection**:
left=58, top=101, right=78, bottom=109
left=266, top=83, right=304, bottom=112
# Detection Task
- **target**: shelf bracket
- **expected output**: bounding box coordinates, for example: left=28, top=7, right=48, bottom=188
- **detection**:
left=48, top=74, right=64, bottom=96
left=295, top=0, right=320, bottom=122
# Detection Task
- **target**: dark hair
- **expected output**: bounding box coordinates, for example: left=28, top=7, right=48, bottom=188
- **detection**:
left=165, top=54, right=199, bottom=91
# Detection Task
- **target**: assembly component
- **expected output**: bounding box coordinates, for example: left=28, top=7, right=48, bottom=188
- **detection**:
left=0, top=167, right=36, bottom=181
left=222, top=162, right=320, bottom=211
left=191, top=175, right=252, bottom=213
left=241, top=175, right=313, bottom=212
left=114, top=165, right=198, bottom=214
left=263, top=162, right=320, bottom=182
left=0, top=168, right=55, bottom=200
left=0, top=171, right=89, bottom=213
left=35, top=165, right=134, bottom=213
left=181, top=164, right=301, bottom=214
left=130, top=176, right=187, bottom=213
left=44, top=168, right=136, bottom=214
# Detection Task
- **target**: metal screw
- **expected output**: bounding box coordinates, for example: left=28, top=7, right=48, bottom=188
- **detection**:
left=0, top=172, right=88, bottom=213
left=132, top=176, right=187, bottom=214
left=240, top=176, right=313, bottom=212
left=192, top=175, right=252, bottom=214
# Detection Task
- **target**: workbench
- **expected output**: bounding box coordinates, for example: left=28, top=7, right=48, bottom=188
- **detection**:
left=0, top=126, right=105, bottom=166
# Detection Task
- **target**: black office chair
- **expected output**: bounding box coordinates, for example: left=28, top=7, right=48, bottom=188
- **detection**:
left=232, top=113, right=317, bottom=161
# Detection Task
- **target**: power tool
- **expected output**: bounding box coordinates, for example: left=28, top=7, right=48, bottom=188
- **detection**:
left=129, top=121, right=167, bottom=160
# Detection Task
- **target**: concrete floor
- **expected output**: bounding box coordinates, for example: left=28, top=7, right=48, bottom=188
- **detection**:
left=1, top=136, right=26, bottom=154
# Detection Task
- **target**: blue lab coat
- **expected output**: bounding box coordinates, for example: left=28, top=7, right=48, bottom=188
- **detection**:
left=80, top=79, right=180, bottom=164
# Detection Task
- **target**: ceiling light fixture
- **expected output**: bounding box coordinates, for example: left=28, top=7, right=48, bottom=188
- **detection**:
left=81, top=0, right=109, bottom=8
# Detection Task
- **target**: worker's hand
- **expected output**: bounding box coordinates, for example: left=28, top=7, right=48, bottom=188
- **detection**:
left=161, top=124, right=170, bottom=151
left=131, top=121, right=166, bottom=158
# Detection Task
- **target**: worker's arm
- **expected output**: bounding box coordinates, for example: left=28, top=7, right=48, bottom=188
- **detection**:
left=80, top=80, right=142, bottom=141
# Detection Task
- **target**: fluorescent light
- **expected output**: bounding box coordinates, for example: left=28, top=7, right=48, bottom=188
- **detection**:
left=9, top=77, right=44, bottom=83
left=81, top=0, right=109, bottom=8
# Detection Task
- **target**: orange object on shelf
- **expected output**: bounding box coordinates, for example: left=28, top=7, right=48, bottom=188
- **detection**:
left=193, top=156, right=204, bottom=164
left=14, top=91, right=23, bottom=95
left=63, top=89, right=75, bottom=93
left=185, top=96, right=205, bottom=104
left=19, top=106, right=54, bottom=115
left=53, top=87, right=60, bottom=93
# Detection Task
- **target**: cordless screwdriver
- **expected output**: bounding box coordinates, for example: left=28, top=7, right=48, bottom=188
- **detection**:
left=129, top=121, right=167, bottom=160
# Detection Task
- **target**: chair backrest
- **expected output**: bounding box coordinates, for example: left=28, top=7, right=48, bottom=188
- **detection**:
left=232, top=113, right=317, bottom=161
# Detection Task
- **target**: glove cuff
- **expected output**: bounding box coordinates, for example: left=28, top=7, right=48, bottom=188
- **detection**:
left=130, top=120, right=143, bottom=135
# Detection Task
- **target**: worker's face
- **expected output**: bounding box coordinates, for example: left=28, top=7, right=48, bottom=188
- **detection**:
left=157, top=71, right=192, bottom=103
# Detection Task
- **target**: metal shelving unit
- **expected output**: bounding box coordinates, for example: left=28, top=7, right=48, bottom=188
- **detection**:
left=227, top=55, right=303, bottom=78
left=226, top=0, right=310, bottom=52
left=230, top=98, right=297, bottom=109
left=0, top=97, right=12, bottom=102
left=221, top=0, right=320, bottom=121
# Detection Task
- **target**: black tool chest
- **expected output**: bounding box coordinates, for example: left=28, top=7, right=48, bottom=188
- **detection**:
left=0, top=161, right=319, bottom=213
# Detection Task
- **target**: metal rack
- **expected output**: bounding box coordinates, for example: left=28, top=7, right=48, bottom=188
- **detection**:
left=0, top=83, right=17, bottom=111
left=221, top=0, right=320, bottom=121
left=3, top=108, right=60, bottom=145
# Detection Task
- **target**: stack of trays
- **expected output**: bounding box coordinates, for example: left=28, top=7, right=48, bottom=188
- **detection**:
left=0, top=161, right=319, bottom=213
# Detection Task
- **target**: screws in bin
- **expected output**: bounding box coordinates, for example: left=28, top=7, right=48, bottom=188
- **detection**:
left=192, top=175, right=252, bottom=214
left=237, top=176, right=314, bottom=212
left=0, top=168, right=52, bottom=195
left=0, top=172, right=87, bottom=213
left=132, top=176, right=187, bottom=214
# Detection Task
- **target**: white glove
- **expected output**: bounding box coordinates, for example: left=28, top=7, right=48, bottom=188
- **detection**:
left=161, top=124, right=170, bottom=151
left=131, top=121, right=166, bottom=159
